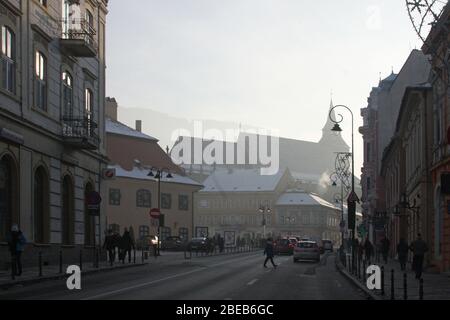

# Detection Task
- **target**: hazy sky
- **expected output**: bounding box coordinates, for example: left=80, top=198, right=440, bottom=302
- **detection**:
left=106, top=1, right=423, bottom=176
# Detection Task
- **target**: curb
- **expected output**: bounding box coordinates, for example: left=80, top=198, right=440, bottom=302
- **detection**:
left=335, top=256, right=382, bottom=301
left=0, top=262, right=148, bottom=290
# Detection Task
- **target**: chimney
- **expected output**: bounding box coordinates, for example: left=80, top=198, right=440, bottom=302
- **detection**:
left=105, top=97, right=118, bottom=121
left=135, top=120, right=142, bottom=132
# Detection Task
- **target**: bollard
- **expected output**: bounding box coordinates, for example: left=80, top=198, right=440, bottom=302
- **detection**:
left=420, top=279, right=424, bottom=300
left=363, top=260, right=367, bottom=283
left=141, top=249, right=144, bottom=264
left=358, top=258, right=361, bottom=280
left=79, top=250, right=83, bottom=271
left=38, top=252, right=43, bottom=277
left=391, top=269, right=395, bottom=300
left=59, top=250, right=63, bottom=274
left=96, top=248, right=100, bottom=268
left=134, top=249, right=136, bottom=264
left=403, top=273, right=408, bottom=300
left=381, top=266, right=385, bottom=296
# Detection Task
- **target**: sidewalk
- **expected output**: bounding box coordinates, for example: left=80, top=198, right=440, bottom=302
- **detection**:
left=337, top=254, right=450, bottom=300
left=0, top=250, right=164, bottom=290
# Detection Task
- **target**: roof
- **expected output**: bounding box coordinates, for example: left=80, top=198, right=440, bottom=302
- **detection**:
left=106, top=118, right=158, bottom=141
left=109, top=165, right=203, bottom=187
left=200, top=168, right=288, bottom=193
left=276, top=191, right=336, bottom=209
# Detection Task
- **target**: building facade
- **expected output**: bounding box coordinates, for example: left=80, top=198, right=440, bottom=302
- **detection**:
left=104, top=98, right=203, bottom=241
left=0, top=0, right=108, bottom=268
left=423, top=5, right=450, bottom=272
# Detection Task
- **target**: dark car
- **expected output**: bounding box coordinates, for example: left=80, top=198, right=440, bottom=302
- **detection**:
left=161, top=236, right=187, bottom=251
left=274, top=239, right=294, bottom=255
left=187, top=237, right=215, bottom=252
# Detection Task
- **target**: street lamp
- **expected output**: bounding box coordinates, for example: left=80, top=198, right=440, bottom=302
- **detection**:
left=148, top=167, right=173, bottom=255
left=330, top=104, right=359, bottom=272
left=259, top=204, right=272, bottom=239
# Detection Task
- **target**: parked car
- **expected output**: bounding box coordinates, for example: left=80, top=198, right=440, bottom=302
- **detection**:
left=187, top=237, right=215, bottom=252
left=289, top=238, right=298, bottom=246
left=293, top=241, right=321, bottom=263
left=136, top=235, right=160, bottom=251
left=161, top=236, right=187, bottom=251
left=274, top=238, right=294, bottom=255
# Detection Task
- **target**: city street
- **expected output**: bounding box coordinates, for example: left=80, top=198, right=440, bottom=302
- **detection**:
left=0, top=252, right=366, bottom=300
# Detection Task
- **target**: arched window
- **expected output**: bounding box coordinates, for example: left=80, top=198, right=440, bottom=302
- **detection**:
left=136, top=189, right=151, bottom=208
left=1, top=26, right=16, bottom=93
left=62, top=175, right=75, bottom=245
left=35, top=51, right=47, bottom=110
left=84, top=182, right=95, bottom=246
left=0, top=155, right=18, bottom=241
left=85, top=88, right=93, bottom=120
left=34, top=167, right=49, bottom=244
left=62, top=71, right=73, bottom=118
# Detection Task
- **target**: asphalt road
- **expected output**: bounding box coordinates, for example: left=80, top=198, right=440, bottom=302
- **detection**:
left=0, top=251, right=366, bottom=300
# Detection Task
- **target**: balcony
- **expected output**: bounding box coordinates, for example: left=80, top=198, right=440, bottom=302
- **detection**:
left=62, top=117, right=99, bottom=150
left=60, top=19, right=97, bottom=57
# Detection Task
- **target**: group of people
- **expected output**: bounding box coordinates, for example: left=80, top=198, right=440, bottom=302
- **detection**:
left=103, top=228, right=135, bottom=266
left=355, top=234, right=428, bottom=279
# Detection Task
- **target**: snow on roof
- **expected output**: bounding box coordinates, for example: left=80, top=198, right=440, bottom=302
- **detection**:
left=106, top=118, right=158, bottom=141
left=276, top=191, right=336, bottom=209
left=109, top=165, right=203, bottom=187
left=200, top=168, right=286, bottom=192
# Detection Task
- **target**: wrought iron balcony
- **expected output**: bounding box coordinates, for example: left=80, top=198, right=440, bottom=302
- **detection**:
left=62, top=117, right=99, bottom=150
left=60, top=19, right=97, bottom=57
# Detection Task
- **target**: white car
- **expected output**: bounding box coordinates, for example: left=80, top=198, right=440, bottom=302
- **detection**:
left=293, top=241, right=321, bottom=263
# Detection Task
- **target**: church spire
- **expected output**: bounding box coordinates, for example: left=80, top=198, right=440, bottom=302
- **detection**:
left=319, top=99, right=350, bottom=152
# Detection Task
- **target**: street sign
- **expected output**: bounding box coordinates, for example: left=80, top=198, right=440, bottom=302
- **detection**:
left=347, top=191, right=360, bottom=203
left=102, top=168, right=116, bottom=180
left=86, top=191, right=102, bottom=211
left=150, top=208, right=161, bottom=219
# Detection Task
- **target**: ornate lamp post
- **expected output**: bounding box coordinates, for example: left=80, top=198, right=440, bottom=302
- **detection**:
left=148, top=167, right=173, bottom=255
left=330, top=104, right=360, bottom=272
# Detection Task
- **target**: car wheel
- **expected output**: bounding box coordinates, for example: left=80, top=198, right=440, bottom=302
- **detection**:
left=293, top=258, right=298, bottom=263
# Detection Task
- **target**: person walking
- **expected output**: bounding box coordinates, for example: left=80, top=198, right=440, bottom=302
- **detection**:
left=410, top=234, right=428, bottom=280
left=120, top=228, right=134, bottom=263
left=7, top=225, right=26, bottom=279
left=103, top=230, right=116, bottom=266
left=397, top=238, right=409, bottom=272
left=381, top=236, right=391, bottom=264
left=364, top=238, right=374, bottom=265
left=263, top=238, right=277, bottom=269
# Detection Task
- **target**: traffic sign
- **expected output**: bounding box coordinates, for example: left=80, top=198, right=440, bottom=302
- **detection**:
left=86, top=191, right=102, bottom=211
left=150, top=208, right=161, bottom=219
left=347, top=191, right=360, bottom=203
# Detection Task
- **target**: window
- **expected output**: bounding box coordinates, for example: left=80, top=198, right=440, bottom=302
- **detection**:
left=109, top=188, right=121, bottom=206
left=62, top=72, right=73, bottom=117
left=179, top=195, right=189, bottom=211
left=110, top=224, right=120, bottom=235
left=136, top=189, right=151, bottom=208
left=35, top=51, right=47, bottom=110
left=1, top=26, right=15, bottom=93
left=161, top=227, right=171, bottom=241
left=139, top=225, right=149, bottom=238
left=62, top=176, right=75, bottom=245
left=85, top=88, right=93, bottom=119
left=38, top=0, right=47, bottom=7
left=0, top=155, right=18, bottom=242
left=85, top=9, right=95, bottom=45
left=34, top=167, right=49, bottom=244
left=179, top=228, right=189, bottom=241
left=161, top=193, right=172, bottom=209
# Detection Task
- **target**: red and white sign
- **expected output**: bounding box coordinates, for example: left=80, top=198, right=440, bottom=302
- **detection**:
left=102, top=168, right=116, bottom=180
left=86, top=191, right=102, bottom=211
left=149, top=208, right=161, bottom=219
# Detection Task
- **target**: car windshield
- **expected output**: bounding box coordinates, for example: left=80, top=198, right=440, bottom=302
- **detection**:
left=298, top=242, right=317, bottom=248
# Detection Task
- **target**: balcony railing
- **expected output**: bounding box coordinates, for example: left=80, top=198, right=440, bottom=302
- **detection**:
left=60, top=19, right=98, bottom=57
left=62, top=117, right=99, bottom=150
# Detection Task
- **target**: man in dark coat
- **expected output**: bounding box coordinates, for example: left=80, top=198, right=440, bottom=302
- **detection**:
left=120, top=228, right=135, bottom=263
left=381, top=237, right=391, bottom=264
left=410, top=234, right=428, bottom=279
left=364, top=238, right=374, bottom=264
left=263, top=238, right=277, bottom=269
left=103, top=230, right=117, bottom=266
left=397, top=238, right=409, bottom=271
left=7, top=224, right=27, bottom=279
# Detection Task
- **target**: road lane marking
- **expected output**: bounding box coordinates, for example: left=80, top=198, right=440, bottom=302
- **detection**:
left=82, top=253, right=262, bottom=300
left=247, top=279, right=259, bottom=286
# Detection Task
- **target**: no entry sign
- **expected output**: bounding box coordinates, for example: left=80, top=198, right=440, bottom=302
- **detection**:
left=150, top=208, right=161, bottom=219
